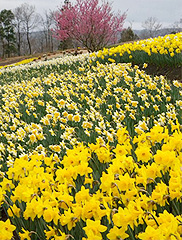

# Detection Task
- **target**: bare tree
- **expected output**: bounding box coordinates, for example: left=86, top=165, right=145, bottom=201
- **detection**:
left=20, top=3, right=41, bottom=54
left=42, top=10, right=55, bottom=52
left=12, top=4, right=60, bottom=56
left=13, top=7, right=24, bottom=56
left=170, top=18, right=182, bottom=33
left=142, top=17, right=162, bottom=38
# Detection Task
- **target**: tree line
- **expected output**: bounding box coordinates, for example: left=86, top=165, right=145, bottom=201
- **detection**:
left=1, top=0, right=181, bottom=58
left=0, top=3, right=60, bottom=58
left=0, top=0, right=127, bottom=57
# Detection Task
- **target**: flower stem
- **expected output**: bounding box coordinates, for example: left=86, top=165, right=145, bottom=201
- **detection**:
left=128, top=225, right=135, bottom=240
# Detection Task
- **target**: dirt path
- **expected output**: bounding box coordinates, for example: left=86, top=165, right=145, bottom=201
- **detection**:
left=0, top=48, right=88, bottom=67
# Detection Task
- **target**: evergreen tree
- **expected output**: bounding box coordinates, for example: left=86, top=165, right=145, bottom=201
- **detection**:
left=0, top=9, right=16, bottom=57
left=120, top=27, right=139, bottom=42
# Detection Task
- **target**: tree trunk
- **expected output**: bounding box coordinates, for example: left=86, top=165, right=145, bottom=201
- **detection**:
left=2, top=40, right=5, bottom=58
left=17, top=31, right=21, bottom=56
left=7, top=40, right=10, bottom=57
left=27, top=31, right=31, bottom=55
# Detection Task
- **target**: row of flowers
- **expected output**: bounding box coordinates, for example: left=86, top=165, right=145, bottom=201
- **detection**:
left=0, top=57, right=38, bottom=70
left=91, top=32, right=182, bottom=67
left=0, top=53, right=89, bottom=84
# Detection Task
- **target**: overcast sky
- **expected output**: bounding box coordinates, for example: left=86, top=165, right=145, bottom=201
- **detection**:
left=0, top=0, right=181, bottom=29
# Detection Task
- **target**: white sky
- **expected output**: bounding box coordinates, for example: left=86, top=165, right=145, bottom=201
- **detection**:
left=0, top=0, right=182, bottom=29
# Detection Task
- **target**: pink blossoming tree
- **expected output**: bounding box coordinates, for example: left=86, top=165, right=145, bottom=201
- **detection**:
left=53, top=0, right=126, bottom=52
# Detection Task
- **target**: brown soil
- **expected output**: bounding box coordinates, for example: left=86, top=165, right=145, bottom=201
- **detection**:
left=0, top=52, right=63, bottom=67
left=141, top=64, right=182, bottom=82
left=0, top=55, right=35, bottom=66
left=0, top=48, right=88, bottom=67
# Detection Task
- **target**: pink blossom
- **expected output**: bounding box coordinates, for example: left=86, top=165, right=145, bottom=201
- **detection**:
left=53, top=0, right=126, bottom=52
